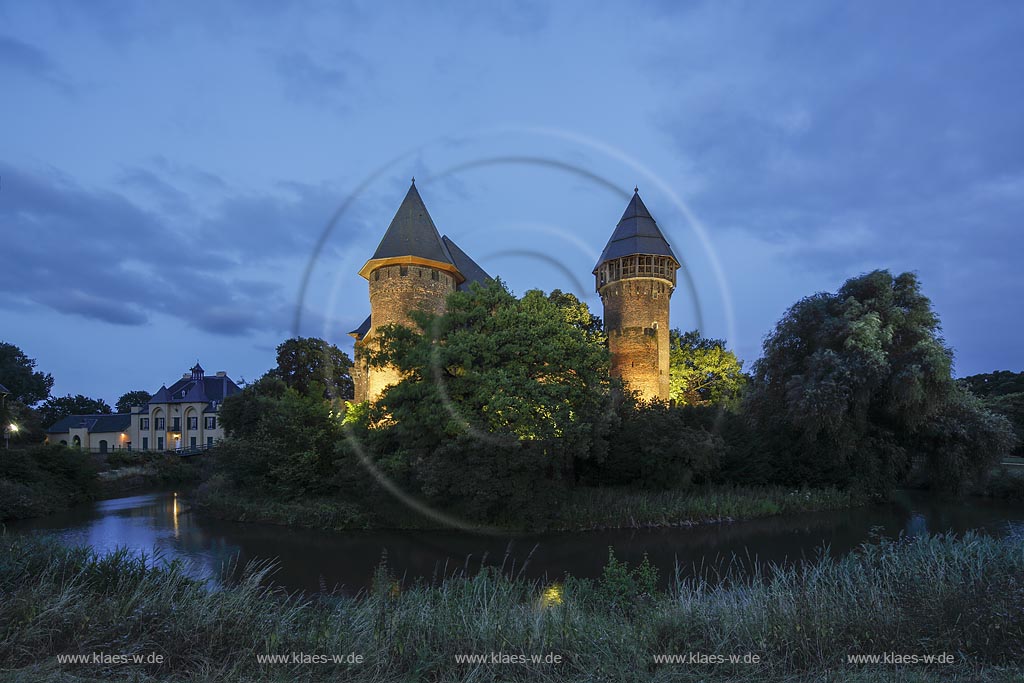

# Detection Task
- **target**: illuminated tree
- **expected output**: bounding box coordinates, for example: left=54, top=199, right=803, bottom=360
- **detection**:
left=267, top=337, right=354, bottom=400
left=668, top=329, right=746, bottom=407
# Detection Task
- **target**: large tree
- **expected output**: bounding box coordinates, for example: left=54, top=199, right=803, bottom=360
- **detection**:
left=747, top=270, right=1014, bottom=495
left=267, top=337, right=354, bottom=400
left=115, top=390, right=152, bottom=413
left=668, top=329, right=746, bottom=407
left=364, top=279, right=613, bottom=523
left=37, top=394, right=112, bottom=429
left=0, top=342, right=53, bottom=406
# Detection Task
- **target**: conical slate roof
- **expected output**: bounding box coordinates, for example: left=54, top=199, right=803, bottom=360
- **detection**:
left=594, top=190, right=678, bottom=270
left=360, top=182, right=456, bottom=276
left=441, top=236, right=491, bottom=291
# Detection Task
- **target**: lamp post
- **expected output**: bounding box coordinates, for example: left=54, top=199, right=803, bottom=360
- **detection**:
left=0, top=384, right=10, bottom=449
left=4, top=423, right=16, bottom=450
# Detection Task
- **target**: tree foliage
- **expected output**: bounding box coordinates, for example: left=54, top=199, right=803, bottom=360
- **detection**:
left=115, top=390, right=152, bottom=413
left=364, top=280, right=613, bottom=524
left=216, top=376, right=343, bottom=498
left=746, top=270, right=1014, bottom=495
left=668, top=329, right=746, bottom=407
left=0, top=342, right=53, bottom=406
left=37, top=394, right=112, bottom=429
left=267, top=337, right=354, bottom=400
left=958, top=370, right=1024, bottom=398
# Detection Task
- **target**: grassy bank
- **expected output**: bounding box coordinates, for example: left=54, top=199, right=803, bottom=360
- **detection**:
left=0, top=446, right=202, bottom=522
left=556, top=485, right=863, bottom=530
left=192, top=477, right=863, bottom=532
left=0, top=532, right=1021, bottom=682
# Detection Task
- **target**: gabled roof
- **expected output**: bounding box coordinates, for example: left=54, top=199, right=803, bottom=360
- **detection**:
left=441, top=236, right=491, bottom=291
left=47, top=413, right=131, bottom=434
left=359, top=182, right=462, bottom=280
left=594, top=189, right=679, bottom=270
left=0, top=383, right=9, bottom=396
left=348, top=314, right=371, bottom=340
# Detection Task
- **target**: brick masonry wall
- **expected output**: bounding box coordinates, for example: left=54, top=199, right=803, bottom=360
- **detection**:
left=355, top=263, right=457, bottom=402
left=600, top=277, right=673, bottom=402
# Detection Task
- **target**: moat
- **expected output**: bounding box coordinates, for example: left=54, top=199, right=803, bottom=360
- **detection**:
left=7, top=490, right=1024, bottom=594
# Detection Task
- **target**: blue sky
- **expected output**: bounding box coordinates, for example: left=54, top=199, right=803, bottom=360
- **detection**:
left=1, top=1, right=1022, bottom=405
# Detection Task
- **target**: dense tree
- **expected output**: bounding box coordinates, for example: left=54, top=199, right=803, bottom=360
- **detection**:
left=980, top=392, right=1024, bottom=456
left=959, top=370, right=1024, bottom=398
left=364, top=280, right=613, bottom=523
left=547, top=289, right=606, bottom=346
left=37, top=395, right=112, bottom=429
left=115, top=390, right=152, bottom=413
left=747, top=270, right=1014, bottom=495
left=668, top=329, right=746, bottom=407
left=216, top=376, right=343, bottom=498
left=267, top=337, right=354, bottom=400
left=0, top=342, right=53, bottom=406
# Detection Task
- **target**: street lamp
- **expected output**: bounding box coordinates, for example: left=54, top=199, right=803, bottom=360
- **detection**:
left=4, top=423, right=17, bottom=450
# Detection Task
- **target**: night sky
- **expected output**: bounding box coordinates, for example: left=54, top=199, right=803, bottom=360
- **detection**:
left=2, top=2, right=1022, bottom=406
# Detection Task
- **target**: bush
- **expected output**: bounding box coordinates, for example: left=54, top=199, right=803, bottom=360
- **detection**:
left=584, top=402, right=723, bottom=489
left=0, top=445, right=99, bottom=520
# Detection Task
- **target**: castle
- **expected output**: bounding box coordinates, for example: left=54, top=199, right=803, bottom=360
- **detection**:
left=350, top=181, right=679, bottom=403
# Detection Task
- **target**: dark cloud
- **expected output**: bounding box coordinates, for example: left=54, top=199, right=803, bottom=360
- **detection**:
left=0, top=34, right=72, bottom=93
left=275, top=50, right=361, bottom=111
left=0, top=161, right=348, bottom=336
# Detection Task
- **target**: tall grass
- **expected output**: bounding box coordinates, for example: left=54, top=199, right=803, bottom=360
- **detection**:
left=1, top=532, right=1022, bottom=681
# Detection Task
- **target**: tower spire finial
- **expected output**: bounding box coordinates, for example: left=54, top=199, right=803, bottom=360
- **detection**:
left=411, top=176, right=415, bottom=186
left=634, top=185, right=639, bottom=194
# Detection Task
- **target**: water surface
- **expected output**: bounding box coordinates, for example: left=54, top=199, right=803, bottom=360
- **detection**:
left=7, top=490, right=1024, bottom=593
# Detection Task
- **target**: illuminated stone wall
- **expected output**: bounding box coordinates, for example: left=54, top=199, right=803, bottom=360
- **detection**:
left=354, top=262, right=457, bottom=403
left=599, top=276, right=673, bottom=402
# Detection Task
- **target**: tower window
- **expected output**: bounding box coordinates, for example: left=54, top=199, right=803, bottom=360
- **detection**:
left=400, top=266, right=408, bottom=276
left=374, top=271, right=380, bottom=281
left=432, top=270, right=439, bottom=281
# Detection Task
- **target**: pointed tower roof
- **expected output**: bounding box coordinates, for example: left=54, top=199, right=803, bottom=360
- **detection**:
left=441, top=236, right=491, bottom=291
left=594, top=189, right=678, bottom=271
left=359, top=181, right=463, bottom=281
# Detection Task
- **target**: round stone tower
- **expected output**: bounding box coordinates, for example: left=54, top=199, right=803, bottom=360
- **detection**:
left=349, top=181, right=490, bottom=403
left=594, top=189, right=679, bottom=402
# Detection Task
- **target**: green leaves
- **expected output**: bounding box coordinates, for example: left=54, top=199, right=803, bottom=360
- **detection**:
left=747, top=269, right=1013, bottom=495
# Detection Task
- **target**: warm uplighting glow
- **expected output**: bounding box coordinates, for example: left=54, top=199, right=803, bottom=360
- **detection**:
left=539, top=583, right=564, bottom=608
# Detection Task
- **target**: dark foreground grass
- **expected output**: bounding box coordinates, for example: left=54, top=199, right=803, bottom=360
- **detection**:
left=0, top=532, right=1022, bottom=682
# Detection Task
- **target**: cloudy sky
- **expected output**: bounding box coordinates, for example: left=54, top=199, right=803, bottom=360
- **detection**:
left=2, top=1, right=1022, bottom=405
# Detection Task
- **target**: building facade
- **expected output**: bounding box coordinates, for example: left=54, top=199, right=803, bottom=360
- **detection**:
left=45, top=363, right=241, bottom=452
left=349, top=181, right=490, bottom=403
left=594, top=190, right=680, bottom=402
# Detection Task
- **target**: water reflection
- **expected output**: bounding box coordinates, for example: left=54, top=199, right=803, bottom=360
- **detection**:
left=6, top=489, right=1024, bottom=595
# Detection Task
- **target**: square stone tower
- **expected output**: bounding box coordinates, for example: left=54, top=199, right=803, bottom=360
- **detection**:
left=594, top=190, right=680, bottom=402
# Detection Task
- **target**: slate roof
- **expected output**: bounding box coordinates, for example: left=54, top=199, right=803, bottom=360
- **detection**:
left=442, top=236, right=491, bottom=291
left=348, top=314, right=372, bottom=340
left=594, top=190, right=678, bottom=270
left=367, top=182, right=455, bottom=267
left=160, top=375, right=240, bottom=404
left=47, top=413, right=131, bottom=434
left=0, top=383, right=9, bottom=395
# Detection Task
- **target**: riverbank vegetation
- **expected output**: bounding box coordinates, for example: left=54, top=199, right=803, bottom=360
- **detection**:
left=0, top=446, right=201, bottom=522
left=196, top=271, right=1016, bottom=531
left=1, top=531, right=1021, bottom=682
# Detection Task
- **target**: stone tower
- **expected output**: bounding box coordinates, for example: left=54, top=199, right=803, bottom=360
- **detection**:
left=349, top=181, right=490, bottom=403
left=594, top=189, right=680, bottom=402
